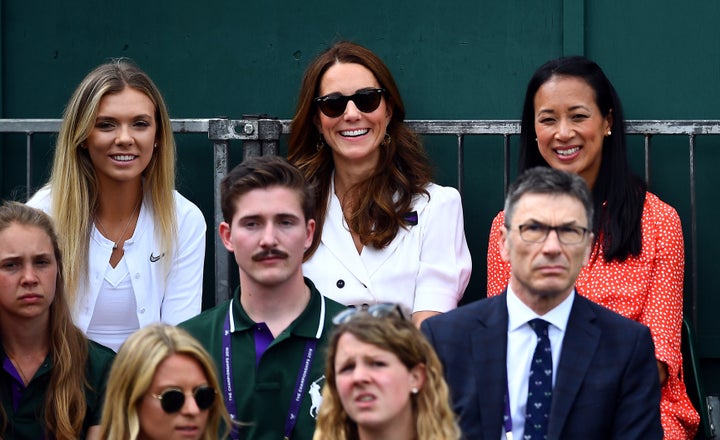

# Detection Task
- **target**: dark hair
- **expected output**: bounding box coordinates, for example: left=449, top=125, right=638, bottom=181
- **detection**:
left=220, top=155, right=315, bottom=224
left=504, top=166, right=594, bottom=229
left=518, top=56, right=646, bottom=261
left=288, top=41, right=433, bottom=258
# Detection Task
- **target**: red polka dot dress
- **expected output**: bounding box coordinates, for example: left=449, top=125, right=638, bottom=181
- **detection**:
left=486, top=192, right=700, bottom=439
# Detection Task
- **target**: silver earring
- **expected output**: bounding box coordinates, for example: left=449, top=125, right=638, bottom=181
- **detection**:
left=154, top=142, right=158, bottom=148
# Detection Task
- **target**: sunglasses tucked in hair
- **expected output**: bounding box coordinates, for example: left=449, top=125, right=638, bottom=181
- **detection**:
left=151, top=386, right=216, bottom=413
left=332, top=303, right=404, bottom=325
left=314, top=88, right=385, bottom=118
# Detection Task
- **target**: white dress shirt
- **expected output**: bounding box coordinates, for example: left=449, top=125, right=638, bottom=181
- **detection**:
left=504, top=287, right=574, bottom=440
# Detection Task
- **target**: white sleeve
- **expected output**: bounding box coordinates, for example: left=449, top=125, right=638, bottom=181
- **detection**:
left=160, top=194, right=206, bottom=324
left=412, top=185, right=472, bottom=313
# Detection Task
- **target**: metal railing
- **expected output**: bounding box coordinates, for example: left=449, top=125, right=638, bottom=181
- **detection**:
left=5, top=118, right=720, bottom=318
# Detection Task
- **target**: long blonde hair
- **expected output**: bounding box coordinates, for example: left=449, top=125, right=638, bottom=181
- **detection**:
left=313, top=312, right=461, bottom=440
left=0, top=202, right=90, bottom=440
left=99, top=324, right=232, bottom=440
left=41, top=58, right=177, bottom=304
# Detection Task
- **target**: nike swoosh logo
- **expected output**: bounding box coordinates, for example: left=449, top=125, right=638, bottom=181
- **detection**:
left=149, top=252, right=165, bottom=263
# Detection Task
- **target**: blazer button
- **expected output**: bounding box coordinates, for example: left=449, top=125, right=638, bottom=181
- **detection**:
left=336, top=279, right=345, bottom=288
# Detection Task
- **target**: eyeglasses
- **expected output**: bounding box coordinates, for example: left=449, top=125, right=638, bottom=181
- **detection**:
left=332, top=303, right=404, bottom=325
left=151, top=386, right=216, bottom=413
left=510, top=222, right=590, bottom=245
left=314, top=88, right=385, bottom=118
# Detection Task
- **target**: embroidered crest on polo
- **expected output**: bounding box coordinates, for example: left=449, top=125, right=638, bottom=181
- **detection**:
left=309, top=375, right=325, bottom=418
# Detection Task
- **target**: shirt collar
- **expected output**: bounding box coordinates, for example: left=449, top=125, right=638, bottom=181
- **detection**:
left=506, top=286, right=574, bottom=333
left=229, top=277, right=326, bottom=339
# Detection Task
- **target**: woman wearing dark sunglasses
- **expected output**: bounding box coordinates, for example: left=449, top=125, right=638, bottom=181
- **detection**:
left=313, top=304, right=461, bottom=440
left=99, top=323, right=232, bottom=440
left=289, top=41, right=472, bottom=327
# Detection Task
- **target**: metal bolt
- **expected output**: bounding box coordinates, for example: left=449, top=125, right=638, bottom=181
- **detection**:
left=243, top=123, right=254, bottom=135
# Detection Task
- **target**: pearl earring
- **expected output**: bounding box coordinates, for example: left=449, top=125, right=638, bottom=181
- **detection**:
left=411, top=387, right=419, bottom=394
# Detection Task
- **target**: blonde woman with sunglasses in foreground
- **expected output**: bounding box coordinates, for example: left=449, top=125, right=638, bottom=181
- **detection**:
left=313, top=304, right=461, bottom=440
left=99, top=323, right=232, bottom=440
left=288, top=41, right=471, bottom=327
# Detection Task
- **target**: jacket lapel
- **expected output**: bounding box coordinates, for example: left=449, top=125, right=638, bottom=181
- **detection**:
left=471, top=294, right=509, bottom=440
left=547, top=295, right=600, bottom=438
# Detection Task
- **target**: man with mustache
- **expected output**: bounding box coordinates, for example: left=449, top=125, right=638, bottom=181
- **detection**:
left=180, top=156, right=345, bottom=440
left=422, top=167, right=663, bottom=439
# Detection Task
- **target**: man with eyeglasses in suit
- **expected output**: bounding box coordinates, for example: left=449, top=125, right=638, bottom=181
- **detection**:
left=421, top=166, right=662, bottom=440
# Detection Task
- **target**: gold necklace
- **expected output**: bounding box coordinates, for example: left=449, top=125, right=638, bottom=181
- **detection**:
left=6, top=352, right=30, bottom=384
left=95, top=199, right=141, bottom=250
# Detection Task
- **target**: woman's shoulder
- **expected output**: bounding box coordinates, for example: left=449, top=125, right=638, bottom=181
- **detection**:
left=171, top=190, right=205, bottom=218
left=643, top=191, right=681, bottom=223
left=86, top=340, right=116, bottom=374
left=410, top=183, right=461, bottom=213
left=26, top=185, right=52, bottom=212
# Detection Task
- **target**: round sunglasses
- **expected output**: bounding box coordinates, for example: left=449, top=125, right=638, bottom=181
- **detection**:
left=332, top=302, right=405, bottom=325
left=314, top=88, right=385, bottom=118
left=151, top=385, right=216, bottom=413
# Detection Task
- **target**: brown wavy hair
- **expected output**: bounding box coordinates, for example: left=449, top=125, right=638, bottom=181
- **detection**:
left=288, top=41, right=433, bottom=258
left=312, top=311, right=461, bottom=440
left=0, top=202, right=90, bottom=439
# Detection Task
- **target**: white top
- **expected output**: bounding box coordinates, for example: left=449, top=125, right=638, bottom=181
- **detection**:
left=27, top=187, right=206, bottom=334
left=302, top=180, right=472, bottom=316
left=86, top=258, right=139, bottom=351
left=504, top=287, right=573, bottom=440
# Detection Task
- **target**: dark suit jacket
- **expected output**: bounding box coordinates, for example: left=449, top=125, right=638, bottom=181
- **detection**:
left=421, top=292, right=663, bottom=440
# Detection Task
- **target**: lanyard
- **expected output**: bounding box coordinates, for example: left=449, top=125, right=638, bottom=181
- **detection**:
left=223, top=300, right=318, bottom=440
left=504, top=382, right=513, bottom=440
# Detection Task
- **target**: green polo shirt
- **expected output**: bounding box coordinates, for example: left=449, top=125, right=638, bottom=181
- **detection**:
left=180, top=277, right=346, bottom=440
left=0, top=340, right=115, bottom=440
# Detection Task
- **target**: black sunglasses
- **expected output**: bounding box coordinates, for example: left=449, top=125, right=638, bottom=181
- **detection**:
left=314, top=88, right=385, bottom=118
left=332, top=303, right=405, bottom=325
left=151, top=385, right=216, bottom=413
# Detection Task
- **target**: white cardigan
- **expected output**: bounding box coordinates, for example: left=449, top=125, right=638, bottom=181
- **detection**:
left=28, top=187, right=206, bottom=332
left=302, top=181, right=472, bottom=316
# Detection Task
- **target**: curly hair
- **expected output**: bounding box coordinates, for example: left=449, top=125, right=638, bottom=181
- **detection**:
left=288, top=41, right=433, bottom=259
left=312, top=312, right=461, bottom=440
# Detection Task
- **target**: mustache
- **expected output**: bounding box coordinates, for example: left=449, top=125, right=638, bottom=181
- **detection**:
left=252, top=249, right=289, bottom=261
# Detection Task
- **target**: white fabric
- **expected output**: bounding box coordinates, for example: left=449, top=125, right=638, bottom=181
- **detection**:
left=302, top=180, right=472, bottom=316
left=27, top=187, right=206, bottom=333
left=504, top=287, right=573, bottom=440
left=86, top=258, right=139, bottom=351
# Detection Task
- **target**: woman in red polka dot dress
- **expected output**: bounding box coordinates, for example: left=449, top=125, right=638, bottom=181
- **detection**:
left=486, top=56, right=699, bottom=439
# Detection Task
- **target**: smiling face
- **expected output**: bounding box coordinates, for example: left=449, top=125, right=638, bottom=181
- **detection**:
left=500, top=192, right=592, bottom=312
left=533, top=75, right=612, bottom=189
left=0, top=223, right=57, bottom=324
left=138, top=354, right=211, bottom=440
left=219, top=186, right=314, bottom=291
left=317, top=62, right=392, bottom=174
left=334, top=332, right=425, bottom=437
left=84, top=87, right=157, bottom=188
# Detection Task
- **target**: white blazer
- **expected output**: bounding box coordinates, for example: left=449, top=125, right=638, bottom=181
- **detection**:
left=303, top=181, right=472, bottom=316
left=28, top=187, right=206, bottom=331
